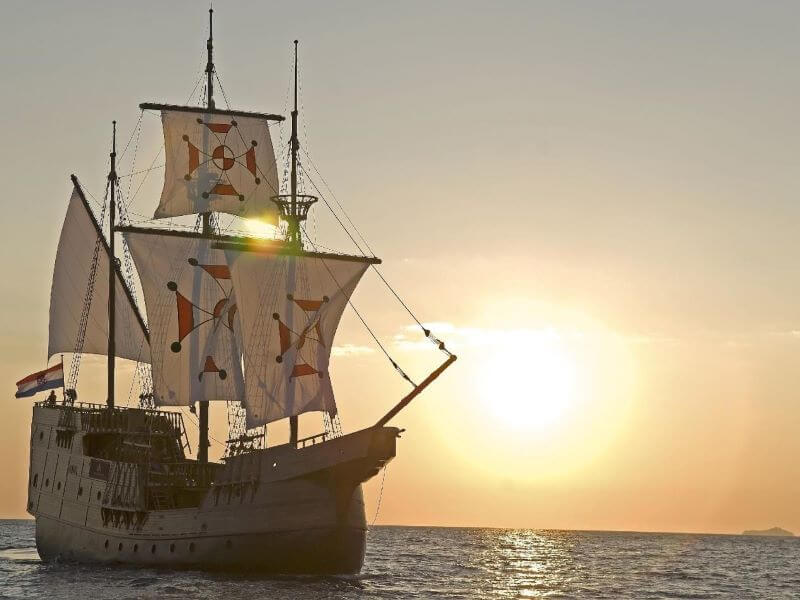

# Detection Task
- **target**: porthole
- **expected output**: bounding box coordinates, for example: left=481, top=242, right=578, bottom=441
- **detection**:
left=118, top=543, right=123, bottom=551
left=32, top=474, right=38, bottom=487
left=133, top=544, right=138, bottom=552
left=104, top=539, right=109, bottom=549
left=45, top=478, right=49, bottom=488
left=97, top=491, right=101, bottom=501
left=57, top=482, right=61, bottom=491
left=169, top=543, right=175, bottom=553
left=189, top=542, right=195, bottom=553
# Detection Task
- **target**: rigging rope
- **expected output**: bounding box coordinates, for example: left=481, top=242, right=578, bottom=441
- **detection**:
left=299, top=223, right=417, bottom=387
left=214, top=72, right=232, bottom=110
left=299, top=164, right=453, bottom=358
left=301, top=148, right=376, bottom=256
left=370, top=464, right=388, bottom=529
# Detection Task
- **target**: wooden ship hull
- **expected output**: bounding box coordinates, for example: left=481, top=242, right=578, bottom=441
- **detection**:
left=27, top=402, right=399, bottom=573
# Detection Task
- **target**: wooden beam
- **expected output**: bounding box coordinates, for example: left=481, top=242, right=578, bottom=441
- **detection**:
left=374, top=354, right=457, bottom=428
left=213, top=239, right=382, bottom=265
left=70, top=176, right=150, bottom=344
left=139, top=102, right=285, bottom=122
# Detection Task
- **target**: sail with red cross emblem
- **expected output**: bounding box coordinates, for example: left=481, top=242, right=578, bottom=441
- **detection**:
left=124, top=230, right=245, bottom=406
left=224, top=247, right=370, bottom=428
left=153, top=106, right=281, bottom=223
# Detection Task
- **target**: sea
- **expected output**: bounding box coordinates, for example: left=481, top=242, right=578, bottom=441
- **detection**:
left=0, top=520, right=797, bottom=599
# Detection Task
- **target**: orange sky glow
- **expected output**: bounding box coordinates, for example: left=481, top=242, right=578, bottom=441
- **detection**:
left=2, top=1, right=800, bottom=535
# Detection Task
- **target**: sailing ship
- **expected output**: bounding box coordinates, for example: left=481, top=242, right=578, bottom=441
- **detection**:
left=20, top=10, right=455, bottom=573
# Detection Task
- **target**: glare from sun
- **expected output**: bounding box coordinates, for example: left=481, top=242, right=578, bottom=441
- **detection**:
left=479, top=331, right=577, bottom=432
left=243, top=218, right=278, bottom=238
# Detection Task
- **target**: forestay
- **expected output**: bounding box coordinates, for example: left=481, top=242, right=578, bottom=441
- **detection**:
left=125, top=232, right=244, bottom=406
left=154, top=108, right=280, bottom=222
left=225, top=248, right=369, bottom=428
left=49, top=185, right=150, bottom=363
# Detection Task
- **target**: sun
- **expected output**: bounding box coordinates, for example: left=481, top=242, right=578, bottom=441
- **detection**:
left=478, top=331, right=577, bottom=432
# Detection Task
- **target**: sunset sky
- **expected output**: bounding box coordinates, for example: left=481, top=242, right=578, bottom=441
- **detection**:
left=2, top=0, right=800, bottom=534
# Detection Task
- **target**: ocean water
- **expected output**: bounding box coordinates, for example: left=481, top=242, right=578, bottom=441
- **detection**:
left=0, top=520, right=797, bottom=599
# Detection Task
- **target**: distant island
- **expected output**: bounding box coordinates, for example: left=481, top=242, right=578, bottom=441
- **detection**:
left=742, top=527, right=794, bottom=537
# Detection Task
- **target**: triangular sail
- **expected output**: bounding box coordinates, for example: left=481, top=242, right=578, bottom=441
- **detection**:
left=146, top=105, right=281, bottom=223
left=124, top=231, right=244, bottom=406
left=224, top=246, right=369, bottom=428
left=48, top=184, right=150, bottom=363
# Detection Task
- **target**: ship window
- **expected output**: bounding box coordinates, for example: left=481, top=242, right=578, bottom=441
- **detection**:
left=78, top=486, right=83, bottom=497
left=45, top=478, right=49, bottom=488
left=169, top=543, right=175, bottom=553
left=118, top=543, right=123, bottom=551
left=133, top=544, right=138, bottom=552
left=32, top=474, right=38, bottom=487
left=39, top=431, right=43, bottom=441
left=189, top=542, right=195, bottom=553
left=97, top=491, right=101, bottom=501
left=57, top=482, right=61, bottom=491
left=151, top=544, right=156, bottom=554
left=104, top=540, right=109, bottom=549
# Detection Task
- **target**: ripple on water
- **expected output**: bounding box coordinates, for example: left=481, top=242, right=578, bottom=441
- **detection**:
left=0, top=521, right=797, bottom=599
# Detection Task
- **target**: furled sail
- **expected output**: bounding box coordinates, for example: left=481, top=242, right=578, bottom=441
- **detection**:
left=145, top=105, right=281, bottom=223
left=124, top=230, right=245, bottom=406
left=48, top=183, right=150, bottom=363
left=224, top=246, right=371, bottom=428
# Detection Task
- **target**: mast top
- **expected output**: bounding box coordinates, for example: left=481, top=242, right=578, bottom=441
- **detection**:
left=272, top=39, right=317, bottom=250
left=206, top=7, right=215, bottom=110
left=109, top=120, right=117, bottom=180
left=293, top=40, right=298, bottom=114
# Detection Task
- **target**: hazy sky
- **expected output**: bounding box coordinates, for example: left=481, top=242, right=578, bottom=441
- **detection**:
left=2, top=0, right=800, bottom=533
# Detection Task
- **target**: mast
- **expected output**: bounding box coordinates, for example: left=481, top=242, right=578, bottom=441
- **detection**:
left=288, top=40, right=300, bottom=445
left=198, top=7, right=215, bottom=464
left=107, top=121, right=117, bottom=409
left=289, top=40, right=299, bottom=247
left=269, top=41, right=318, bottom=443
left=206, top=7, right=215, bottom=111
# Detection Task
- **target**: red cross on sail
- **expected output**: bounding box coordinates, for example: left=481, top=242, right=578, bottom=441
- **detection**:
left=154, top=108, right=279, bottom=223
left=124, top=232, right=245, bottom=407
left=224, top=248, right=370, bottom=428
left=273, top=294, right=329, bottom=379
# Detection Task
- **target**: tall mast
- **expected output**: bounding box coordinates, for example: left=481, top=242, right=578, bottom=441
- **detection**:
left=198, top=7, right=215, bottom=463
left=107, top=121, right=117, bottom=409
left=290, top=40, right=299, bottom=246
left=288, top=40, right=300, bottom=445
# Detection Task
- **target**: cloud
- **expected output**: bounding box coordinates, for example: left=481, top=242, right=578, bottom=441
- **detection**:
left=331, top=344, right=375, bottom=357
left=390, top=321, right=685, bottom=353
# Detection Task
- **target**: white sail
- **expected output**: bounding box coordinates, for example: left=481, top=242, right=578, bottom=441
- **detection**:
left=225, top=247, right=369, bottom=428
left=48, top=184, right=150, bottom=363
left=154, top=108, right=280, bottom=223
left=124, top=231, right=245, bottom=406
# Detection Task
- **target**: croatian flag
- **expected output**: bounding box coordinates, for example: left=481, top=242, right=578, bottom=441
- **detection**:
left=15, top=363, right=64, bottom=398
